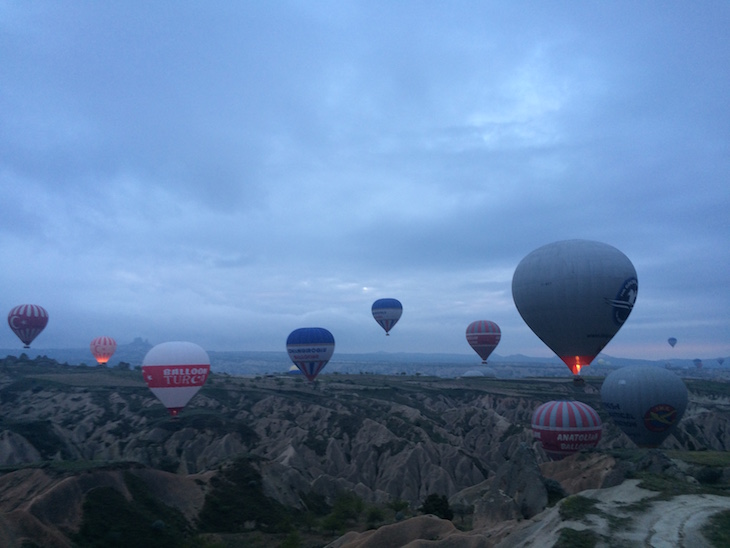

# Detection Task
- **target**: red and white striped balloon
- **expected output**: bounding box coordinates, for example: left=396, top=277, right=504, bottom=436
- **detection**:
left=531, top=400, right=602, bottom=460
left=90, top=336, right=117, bottom=365
left=465, top=321, right=501, bottom=364
left=7, top=304, right=49, bottom=348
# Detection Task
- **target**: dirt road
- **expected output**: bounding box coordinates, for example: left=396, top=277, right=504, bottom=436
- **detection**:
left=498, top=479, right=730, bottom=547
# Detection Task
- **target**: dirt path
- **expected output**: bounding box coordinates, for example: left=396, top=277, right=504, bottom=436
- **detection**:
left=497, top=480, right=730, bottom=547
left=626, top=493, right=730, bottom=547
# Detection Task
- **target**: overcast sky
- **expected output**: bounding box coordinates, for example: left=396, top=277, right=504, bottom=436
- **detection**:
left=2, top=1, right=728, bottom=361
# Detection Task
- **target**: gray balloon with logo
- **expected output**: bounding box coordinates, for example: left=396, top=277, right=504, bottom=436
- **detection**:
left=600, top=365, right=688, bottom=448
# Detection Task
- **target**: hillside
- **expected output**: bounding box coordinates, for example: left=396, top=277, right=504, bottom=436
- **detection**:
left=1, top=354, right=730, bottom=547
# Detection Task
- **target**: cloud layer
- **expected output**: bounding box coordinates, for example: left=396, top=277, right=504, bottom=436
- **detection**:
left=2, top=1, right=729, bottom=360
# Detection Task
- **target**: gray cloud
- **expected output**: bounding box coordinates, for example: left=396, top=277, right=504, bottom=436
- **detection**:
left=1, top=1, right=728, bottom=361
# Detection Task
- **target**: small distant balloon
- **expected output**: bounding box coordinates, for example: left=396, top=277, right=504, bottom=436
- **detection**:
left=286, top=327, right=335, bottom=382
left=718, top=358, right=725, bottom=366
left=693, top=358, right=703, bottom=370
left=512, top=240, right=638, bottom=375
left=531, top=400, right=602, bottom=460
left=600, top=365, right=688, bottom=448
left=90, top=336, right=117, bottom=365
left=667, top=337, right=677, bottom=348
left=7, top=304, right=49, bottom=348
left=465, top=321, right=501, bottom=364
left=371, top=298, right=402, bottom=335
left=142, top=342, right=211, bottom=417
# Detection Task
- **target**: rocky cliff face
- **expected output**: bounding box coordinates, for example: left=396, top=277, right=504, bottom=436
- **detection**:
left=2, top=359, right=730, bottom=546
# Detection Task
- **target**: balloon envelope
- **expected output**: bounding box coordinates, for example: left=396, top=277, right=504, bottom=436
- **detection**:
left=668, top=337, right=677, bottom=348
left=371, top=298, right=402, bottom=335
left=465, top=321, right=501, bottom=364
left=600, top=365, right=688, bottom=448
left=90, top=336, right=117, bottom=365
left=531, top=400, right=602, bottom=460
left=286, top=327, right=335, bottom=381
left=512, top=240, right=638, bottom=375
left=7, top=304, right=49, bottom=348
left=142, top=342, right=211, bottom=417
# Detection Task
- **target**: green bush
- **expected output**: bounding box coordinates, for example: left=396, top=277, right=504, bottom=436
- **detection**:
left=330, top=491, right=364, bottom=522
left=366, top=506, right=384, bottom=527
left=703, top=508, right=730, bottom=546
left=553, top=527, right=598, bottom=548
left=558, top=496, right=600, bottom=522
left=696, top=466, right=723, bottom=485
left=387, top=499, right=409, bottom=513
left=419, top=494, right=453, bottom=520
left=197, top=458, right=293, bottom=534
left=299, top=491, right=331, bottom=516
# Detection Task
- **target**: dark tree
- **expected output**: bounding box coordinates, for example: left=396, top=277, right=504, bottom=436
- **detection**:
left=418, top=494, right=454, bottom=520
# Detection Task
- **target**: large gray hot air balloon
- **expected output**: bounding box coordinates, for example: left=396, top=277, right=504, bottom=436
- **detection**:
left=600, top=365, right=688, bottom=448
left=512, top=240, right=638, bottom=375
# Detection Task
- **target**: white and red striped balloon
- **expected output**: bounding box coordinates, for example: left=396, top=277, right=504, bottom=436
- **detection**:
left=465, top=321, right=501, bottom=364
left=7, top=304, right=49, bottom=348
left=90, top=336, right=117, bottom=365
left=531, top=400, right=602, bottom=460
left=142, top=342, right=210, bottom=417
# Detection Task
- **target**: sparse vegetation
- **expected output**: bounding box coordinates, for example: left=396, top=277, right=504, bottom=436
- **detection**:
left=558, top=496, right=601, bottom=522
left=667, top=450, right=730, bottom=467
left=606, top=514, right=633, bottom=533
left=197, top=457, right=295, bottom=534
left=322, top=491, right=365, bottom=533
left=553, top=527, right=599, bottom=548
left=703, top=509, right=730, bottom=547
left=73, top=471, right=191, bottom=547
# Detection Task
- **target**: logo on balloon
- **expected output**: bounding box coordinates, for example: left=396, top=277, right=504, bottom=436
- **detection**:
left=643, top=404, right=677, bottom=432
left=608, top=277, right=638, bottom=325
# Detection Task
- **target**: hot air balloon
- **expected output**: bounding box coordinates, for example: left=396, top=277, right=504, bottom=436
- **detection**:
left=667, top=337, right=677, bottom=348
left=693, top=358, right=703, bottom=370
left=7, top=304, right=49, bottom=348
left=466, top=321, right=501, bottom=364
left=90, top=336, right=117, bottom=366
left=531, top=400, right=602, bottom=460
left=142, top=342, right=211, bottom=417
left=718, top=358, right=725, bottom=366
left=371, top=298, right=402, bottom=335
left=512, top=240, right=638, bottom=375
left=600, top=365, right=688, bottom=448
left=286, top=327, right=335, bottom=382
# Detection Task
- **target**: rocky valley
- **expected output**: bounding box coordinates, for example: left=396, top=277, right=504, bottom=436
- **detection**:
left=2, top=354, right=730, bottom=547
